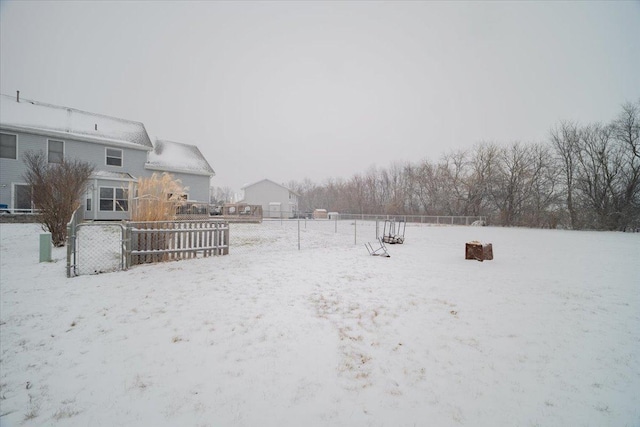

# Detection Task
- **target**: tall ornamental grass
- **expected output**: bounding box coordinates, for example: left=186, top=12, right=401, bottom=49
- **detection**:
left=131, top=173, right=188, bottom=222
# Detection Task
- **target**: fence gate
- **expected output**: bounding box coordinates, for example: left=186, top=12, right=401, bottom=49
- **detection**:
left=73, top=223, right=126, bottom=276
left=66, top=216, right=230, bottom=277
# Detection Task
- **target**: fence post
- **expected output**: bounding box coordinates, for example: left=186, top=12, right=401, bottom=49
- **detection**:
left=354, top=220, right=357, bottom=245
left=298, top=219, right=301, bottom=250
left=66, top=223, right=72, bottom=277
left=334, top=216, right=337, bottom=233
left=223, top=222, right=229, bottom=255
left=124, top=223, right=131, bottom=269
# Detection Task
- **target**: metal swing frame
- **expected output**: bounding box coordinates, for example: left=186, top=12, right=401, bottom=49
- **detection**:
left=365, top=238, right=391, bottom=257
left=382, top=218, right=406, bottom=244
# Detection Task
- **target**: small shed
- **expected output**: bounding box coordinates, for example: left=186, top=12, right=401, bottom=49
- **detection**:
left=313, top=209, right=328, bottom=219
left=328, top=212, right=339, bottom=220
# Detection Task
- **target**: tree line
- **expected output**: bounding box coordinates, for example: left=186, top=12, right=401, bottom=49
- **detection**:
left=285, top=101, right=639, bottom=231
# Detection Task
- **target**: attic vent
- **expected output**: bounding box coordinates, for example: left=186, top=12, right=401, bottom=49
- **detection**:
left=16, top=90, right=20, bottom=102
left=95, top=124, right=98, bottom=131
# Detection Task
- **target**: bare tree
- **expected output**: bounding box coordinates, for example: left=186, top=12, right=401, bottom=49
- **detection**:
left=23, top=151, right=94, bottom=246
left=467, top=142, right=501, bottom=218
left=574, top=123, right=624, bottom=230
left=440, top=149, right=470, bottom=215
left=550, top=121, right=580, bottom=228
left=209, top=186, right=234, bottom=205
left=491, top=142, right=533, bottom=226
left=612, top=100, right=640, bottom=230
left=523, top=143, right=561, bottom=228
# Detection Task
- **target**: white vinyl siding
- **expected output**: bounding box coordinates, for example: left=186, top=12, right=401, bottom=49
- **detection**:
left=0, top=133, right=17, bottom=159
left=99, top=187, right=128, bottom=211
left=48, top=139, right=64, bottom=163
left=106, top=148, right=123, bottom=167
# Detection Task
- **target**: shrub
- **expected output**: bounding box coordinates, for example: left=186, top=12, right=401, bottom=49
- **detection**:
left=22, top=151, right=94, bottom=247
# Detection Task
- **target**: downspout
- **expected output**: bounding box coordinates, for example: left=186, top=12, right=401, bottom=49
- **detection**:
left=93, top=178, right=98, bottom=220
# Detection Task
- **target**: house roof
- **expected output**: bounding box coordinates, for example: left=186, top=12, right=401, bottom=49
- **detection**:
left=145, top=139, right=215, bottom=177
left=0, top=93, right=153, bottom=150
left=241, top=178, right=300, bottom=196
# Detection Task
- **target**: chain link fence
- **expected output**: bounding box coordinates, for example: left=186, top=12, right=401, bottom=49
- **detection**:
left=229, top=215, right=486, bottom=255
left=67, top=214, right=486, bottom=275
left=75, top=223, right=125, bottom=275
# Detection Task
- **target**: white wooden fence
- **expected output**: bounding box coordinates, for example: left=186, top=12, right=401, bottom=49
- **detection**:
left=126, top=220, right=229, bottom=266
left=66, top=212, right=230, bottom=277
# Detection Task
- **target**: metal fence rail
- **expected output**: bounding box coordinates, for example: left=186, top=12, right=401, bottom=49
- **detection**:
left=337, top=214, right=487, bottom=225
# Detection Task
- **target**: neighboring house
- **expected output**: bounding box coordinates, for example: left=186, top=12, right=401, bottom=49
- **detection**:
left=145, top=139, right=215, bottom=203
left=0, top=93, right=215, bottom=220
left=240, top=179, right=299, bottom=218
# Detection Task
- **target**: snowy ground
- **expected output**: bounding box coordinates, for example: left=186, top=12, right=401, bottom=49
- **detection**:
left=1, top=222, right=639, bottom=427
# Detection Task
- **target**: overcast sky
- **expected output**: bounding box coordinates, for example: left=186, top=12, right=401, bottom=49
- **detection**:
left=1, top=1, right=639, bottom=192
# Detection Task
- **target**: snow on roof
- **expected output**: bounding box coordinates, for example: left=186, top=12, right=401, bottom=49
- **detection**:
left=92, top=171, right=136, bottom=180
left=145, top=139, right=215, bottom=177
left=241, top=178, right=299, bottom=195
left=0, top=94, right=153, bottom=149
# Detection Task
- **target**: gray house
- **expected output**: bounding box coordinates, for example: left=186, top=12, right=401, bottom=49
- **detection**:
left=145, top=139, right=215, bottom=203
left=240, top=178, right=299, bottom=218
left=0, top=93, right=214, bottom=220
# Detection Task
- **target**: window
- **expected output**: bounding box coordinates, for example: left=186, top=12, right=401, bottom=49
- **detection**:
left=1, top=133, right=17, bottom=159
left=14, top=184, right=32, bottom=211
left=86, top=198, right=92, bottom=212
left=99, top=187, right=128, bottom=211
left=106, top=148, right=123, bottom=167
left=48, top=139, right=64, bottom=163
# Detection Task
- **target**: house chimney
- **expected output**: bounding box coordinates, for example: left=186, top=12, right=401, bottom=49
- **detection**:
left=16, top=90, right=20, bottom=102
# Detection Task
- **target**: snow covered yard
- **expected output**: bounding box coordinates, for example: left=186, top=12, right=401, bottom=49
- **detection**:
left=0, top=223, right=638, bottom=427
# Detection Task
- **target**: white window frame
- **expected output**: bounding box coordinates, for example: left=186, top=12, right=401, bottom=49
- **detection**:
left=47, top=139, right=65, bottom=164
left=86, top=188, right=93, bottom=212
left=0, top=132, right=18, bottom=160
left=12, top=182, right=32, bottom=212
left=99, top=186, right=129, bottom=212
left=105, top=147, right=123, bottom=167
